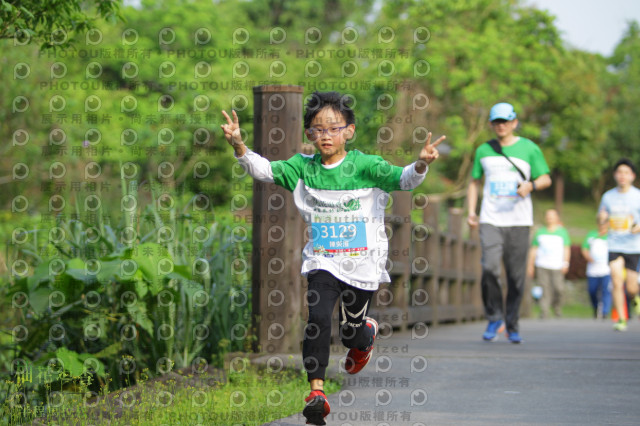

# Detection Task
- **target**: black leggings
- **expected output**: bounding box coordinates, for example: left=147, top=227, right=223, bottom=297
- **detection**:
left=303, top=269, right=375, bottom=381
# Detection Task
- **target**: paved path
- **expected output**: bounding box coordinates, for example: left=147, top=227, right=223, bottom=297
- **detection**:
left=262, top=318, right=640, bottom=426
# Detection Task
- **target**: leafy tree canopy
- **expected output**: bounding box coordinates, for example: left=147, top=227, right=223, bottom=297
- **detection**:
left=0, top=0, right=122, bottom=49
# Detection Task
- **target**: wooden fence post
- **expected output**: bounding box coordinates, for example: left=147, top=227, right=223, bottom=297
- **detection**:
left=424, top=198, right=441, bottom=325
left=388, top=191, right=412, bottom=331
left=449, top=207, right=464, bottom=322
left=468, top=223, right=484, bottom=318
left=251, top=85, right=304, bottom=354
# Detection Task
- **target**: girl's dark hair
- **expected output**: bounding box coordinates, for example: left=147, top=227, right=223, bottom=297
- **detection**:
left=303, top=91, right=355, bottom=129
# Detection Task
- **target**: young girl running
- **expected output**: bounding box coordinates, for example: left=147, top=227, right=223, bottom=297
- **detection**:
left=221, top=91, right=444, bottom=425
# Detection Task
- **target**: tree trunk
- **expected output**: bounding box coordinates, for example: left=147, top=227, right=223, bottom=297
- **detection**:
left=591, top=173, right=607, bottom=203
left=553, top=170, right=564, bottom=216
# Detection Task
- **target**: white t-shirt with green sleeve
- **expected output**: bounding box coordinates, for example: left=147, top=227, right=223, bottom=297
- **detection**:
left=581, top=230, right=610, bottom=277
left=236, top=148, right=428, bottom=290
left=532, top=226, right=571, bottom=270
left=472, top=137, right=550, bottom=227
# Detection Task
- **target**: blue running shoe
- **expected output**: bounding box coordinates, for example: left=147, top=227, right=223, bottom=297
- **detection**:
left=482, top=320, right=504, bottom=341
left=507, top=332, right=523, bottom=344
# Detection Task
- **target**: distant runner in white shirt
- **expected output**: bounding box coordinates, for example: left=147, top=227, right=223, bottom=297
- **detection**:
left=527, top=209, right=571, bottom=318
left=598, top=158, right=640, bottom=331
left=581, top=219, right=612, bottom=318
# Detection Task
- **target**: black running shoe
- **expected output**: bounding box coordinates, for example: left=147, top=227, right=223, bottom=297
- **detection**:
left=303, top=389, right=330, bottom=425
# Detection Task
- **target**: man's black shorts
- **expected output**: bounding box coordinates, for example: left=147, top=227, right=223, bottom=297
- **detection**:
left=608, top=252, right=640, bottom=271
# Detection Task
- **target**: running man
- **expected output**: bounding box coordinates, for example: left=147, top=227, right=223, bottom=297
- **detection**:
left=598, top=158, right=640, bottom=331
left=467, top=102, right=551, bottom=343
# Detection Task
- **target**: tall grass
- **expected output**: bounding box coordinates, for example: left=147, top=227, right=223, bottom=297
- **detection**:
left=0, top=170, right=253, bottom=423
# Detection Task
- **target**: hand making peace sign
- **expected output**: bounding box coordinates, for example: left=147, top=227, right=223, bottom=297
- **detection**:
left=414, top=131, right=446, bottom=173
left=221, top=110, right=247, bottom=157
left=221, top=110, right=243, bottom=146
left=419, top=132, right=446, bottom=165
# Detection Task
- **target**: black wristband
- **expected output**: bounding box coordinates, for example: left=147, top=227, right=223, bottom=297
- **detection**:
left=531, top=181, right=536, bottom=192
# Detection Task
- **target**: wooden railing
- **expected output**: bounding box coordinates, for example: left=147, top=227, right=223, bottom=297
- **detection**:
left=370, top=191, right=483, bottom=333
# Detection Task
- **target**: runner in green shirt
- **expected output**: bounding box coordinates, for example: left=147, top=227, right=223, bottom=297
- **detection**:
left=221, top=91, right=445, bottom=425
left=467, top=102, right=551, bottom=343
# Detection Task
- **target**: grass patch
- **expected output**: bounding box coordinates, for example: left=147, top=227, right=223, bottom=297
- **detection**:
left=1, top=363, right=341, bottom=426
left=407, top=196, right=599, bottom=244
left=529, top=302, right=595, bottom=319
left=532, top=197, right=599, bottom=244
left=527, top=279, right=596, bottom=319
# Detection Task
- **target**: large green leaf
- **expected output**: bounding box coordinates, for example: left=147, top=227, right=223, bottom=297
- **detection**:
left=53, top=347, right=86, bottom=378
left=96, top=259, right=122, bottom=284
left=91, top=342, right=122, bottom=359
left=66, top=258, right=85, bottom=269
left=131, top=242, right=171, bottom=296
left=78, top=353, right=107, bottom=377
left=134, top=279, right=149, bottom=299
left=65, top=268, right=93, bottom=283
left=27, top=262, right=52, bottom=292
left=29, top=287, right=52, bottom=316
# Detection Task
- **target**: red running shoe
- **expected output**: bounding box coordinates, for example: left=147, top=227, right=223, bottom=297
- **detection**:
left=345, top=317, right=378, bottom=375
left=303, top=389, right=330, bottom=425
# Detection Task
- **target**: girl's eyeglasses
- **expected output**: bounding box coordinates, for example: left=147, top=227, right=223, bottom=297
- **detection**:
left=305, top=125, right=348, bottom=140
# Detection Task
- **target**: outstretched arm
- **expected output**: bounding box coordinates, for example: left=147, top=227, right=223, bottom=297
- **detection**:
left=399, top=132, right=447, bottom=190
left=221, top=110, right=274, bottom=182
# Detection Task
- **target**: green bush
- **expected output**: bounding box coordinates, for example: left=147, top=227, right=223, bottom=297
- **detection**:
left=0, top=177, right=252, bottom=422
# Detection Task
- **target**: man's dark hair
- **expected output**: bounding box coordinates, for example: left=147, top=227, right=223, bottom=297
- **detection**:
left=303, top=91, right=355, bottom=129
left=613, top=158, right=637, bottom=174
